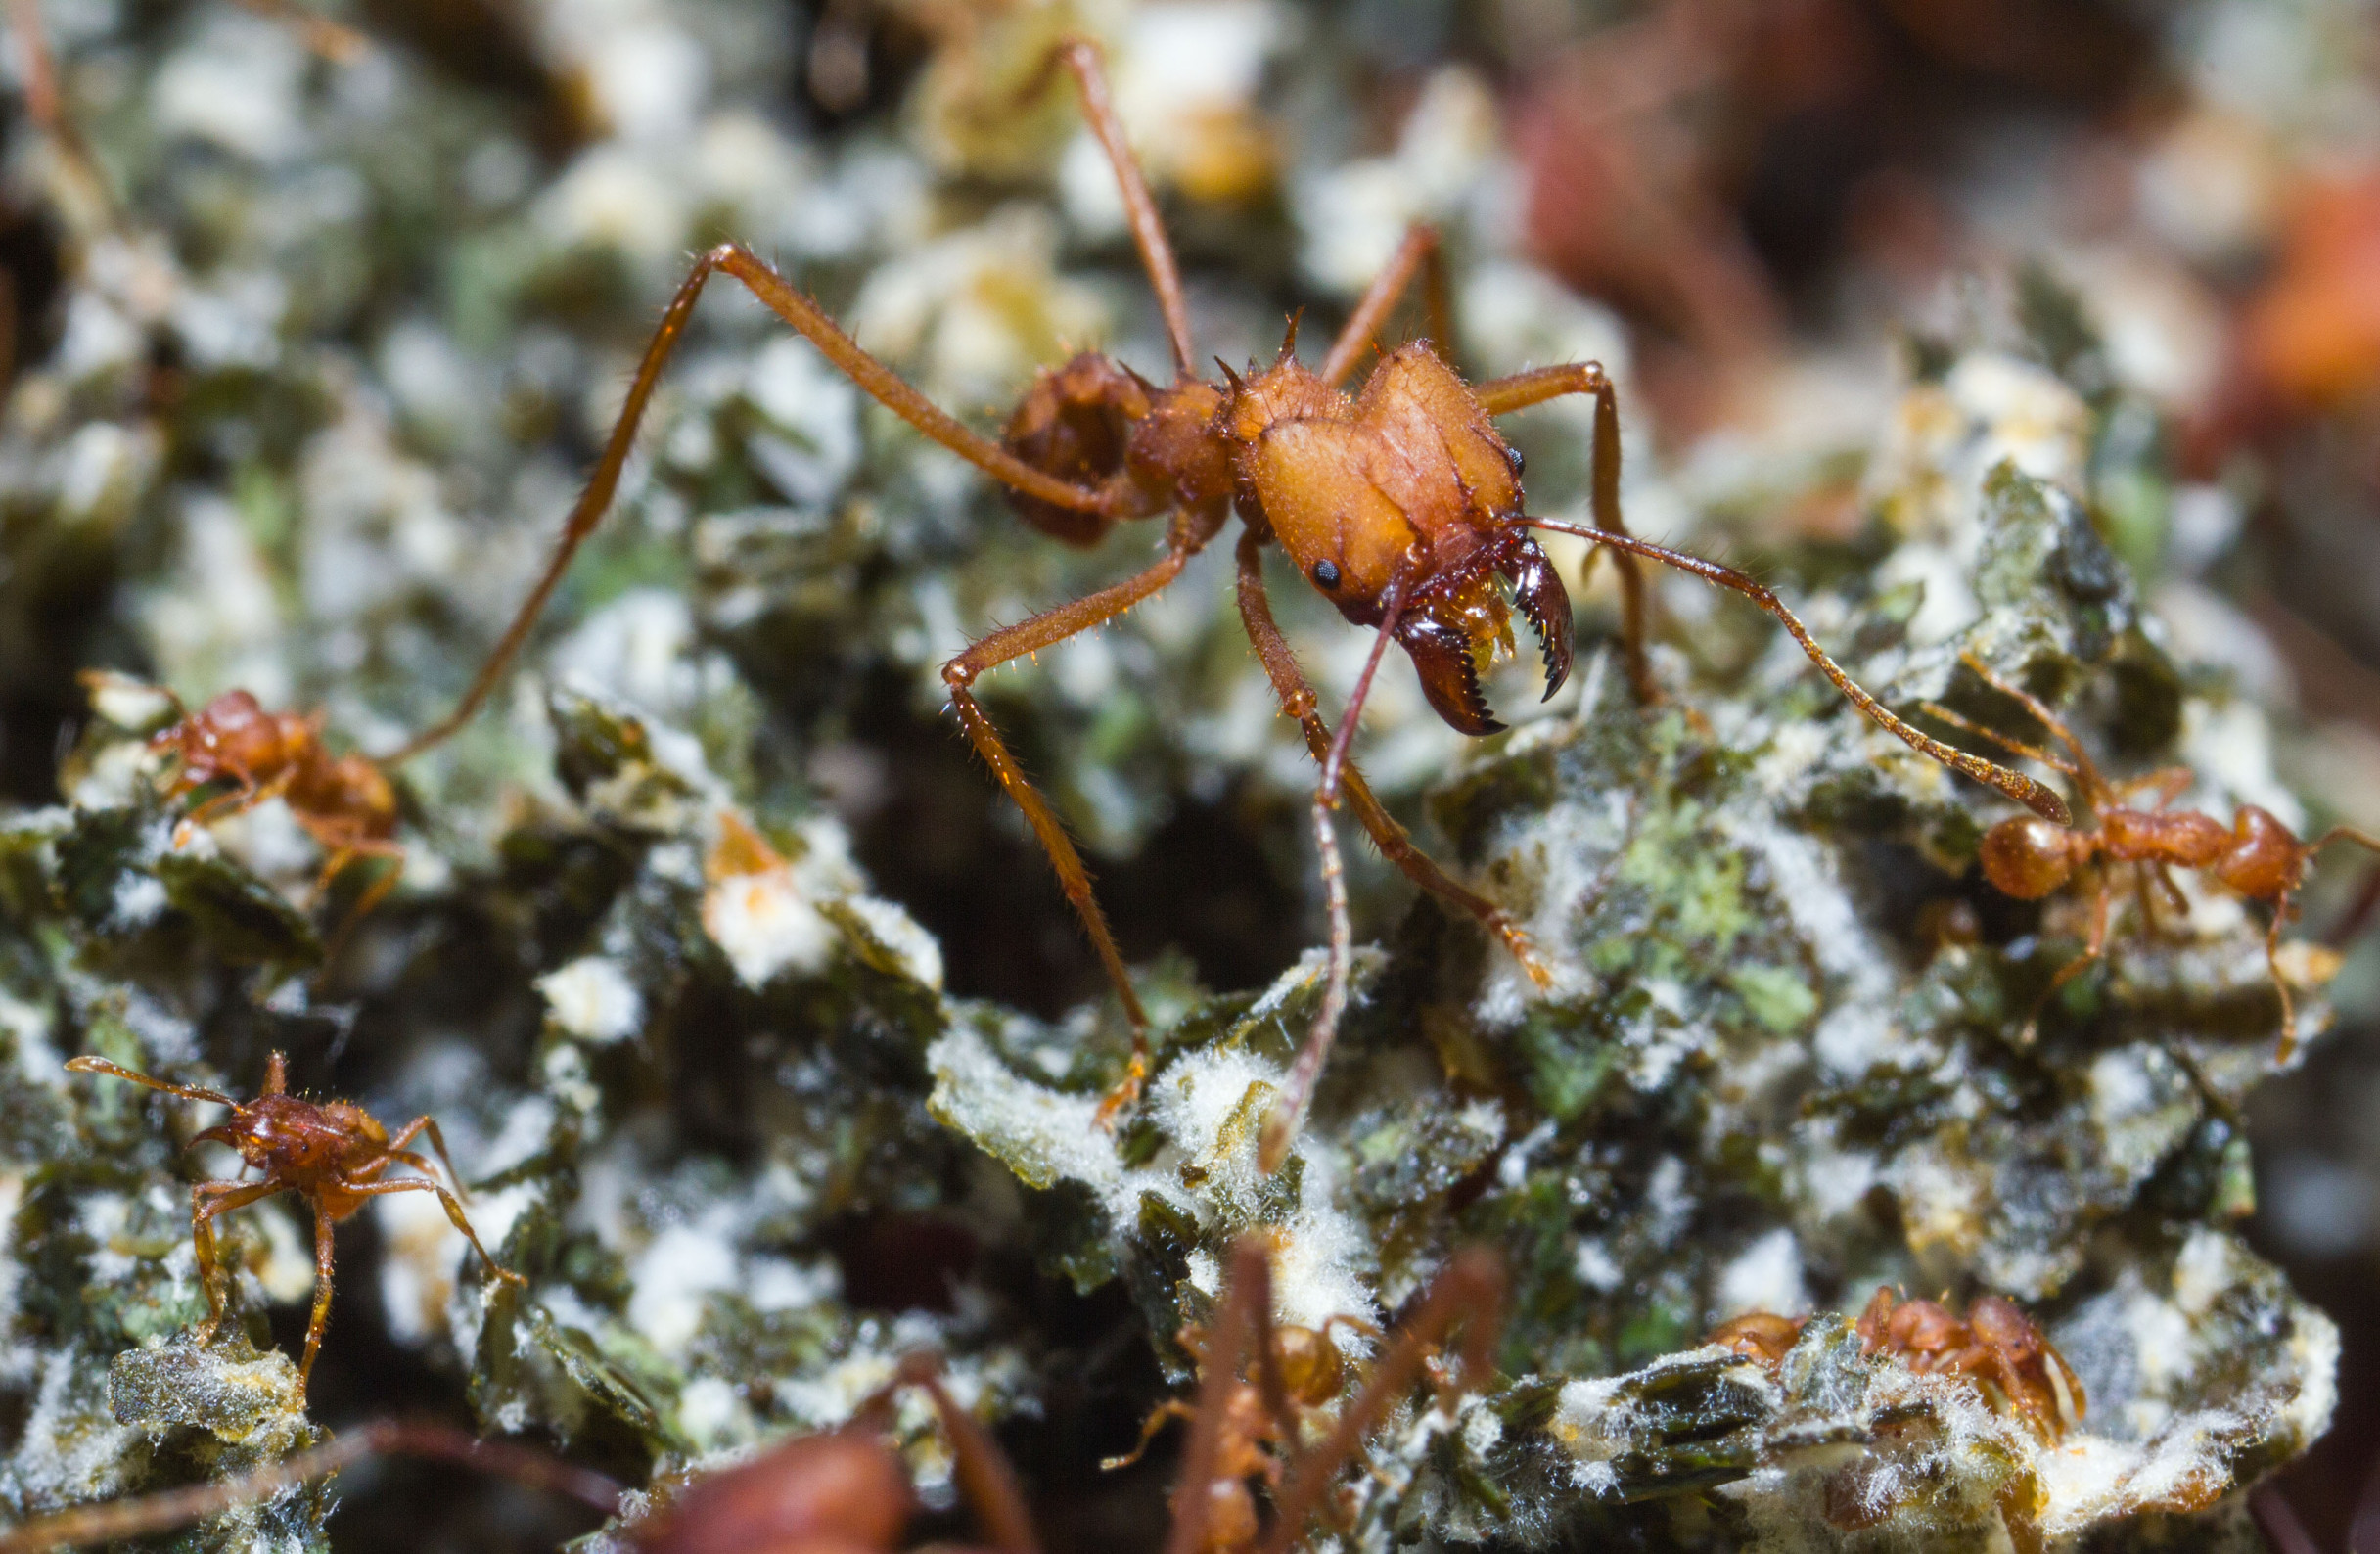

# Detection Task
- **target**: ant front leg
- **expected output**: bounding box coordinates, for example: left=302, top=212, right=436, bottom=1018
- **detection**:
left=1319, top=224, right=1454, bottom=387
left=1259, top=568, right=1414, bottom=1173
left=1478, top=364, right=1656, bottom=704
left=2024, top=870, right=2113, bottom=1044
left=1234, top=531, right=1550, bottom=975
left=189, top=1180, right=284, bottom=1345
left=943, top=509, right=1224, bottom=1120
left=388, top=243, right=1117, bottom=763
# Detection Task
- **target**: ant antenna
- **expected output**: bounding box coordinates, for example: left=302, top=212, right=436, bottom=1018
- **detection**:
left=1523, top=518, right=2071, bottom=826
left=64, top=1056, right=236, bottom=1109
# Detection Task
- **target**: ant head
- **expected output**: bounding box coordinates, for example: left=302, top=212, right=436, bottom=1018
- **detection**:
left=1395, top=533, right=1573, bottom=735
left=1976, top=815, right=2083, bottom=899
left=2212, top=804, right=2304, bottom=901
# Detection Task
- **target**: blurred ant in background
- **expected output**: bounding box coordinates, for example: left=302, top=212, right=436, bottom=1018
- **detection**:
left=382, top=37, right=2062, bottom=1171
left=1923, top=652, right=2380, bottom=1056
left=0, top=1237, right=1502, bottom=1554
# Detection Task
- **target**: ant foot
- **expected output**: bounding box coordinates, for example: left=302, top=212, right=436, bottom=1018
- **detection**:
left=1092, top=1056, right=1147, bottom=1129
left=1492, top=921, right=1555, bottom=990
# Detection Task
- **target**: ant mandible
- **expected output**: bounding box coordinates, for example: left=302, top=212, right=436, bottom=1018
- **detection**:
left=1921, top=651, right=2380, bottom=1057
left=377, top=39, right=2064, bottom=1169
left=104, top=676, right=408, bottom=950
left=63, top=1049, right=526, bottom=1391
left=0, top=1236, right=1503, bottom=1554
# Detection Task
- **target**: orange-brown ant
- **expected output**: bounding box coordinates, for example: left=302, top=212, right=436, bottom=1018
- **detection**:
left=1710, top=1286, right=2083, bottom=1444
left=0, top=1236, right=1501, bottom=1554
left=373, top=39, right=2062, bottom=1168
left=106, top=677, right=409, bottom=951
left=1921, top=651, right=2380, bottom=1057
left=62, top=1049, right=525, bottom=1392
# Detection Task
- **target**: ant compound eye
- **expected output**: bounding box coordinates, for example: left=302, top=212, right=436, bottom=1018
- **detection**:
left=1311, top=560, right=1341, bottom=589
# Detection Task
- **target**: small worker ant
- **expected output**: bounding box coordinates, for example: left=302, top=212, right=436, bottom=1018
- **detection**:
left=114, top=678, right=408, bottom=950
left=63, top=1049, right=525, bottom=1391
left=1921, top=651, right=2380, bottom=1057
left=1709, top=1286, right=2083, bottom=1444
left=378, top=39, right=2062, bottom=1168
left=0, top=1236, right=1501, bottom=1554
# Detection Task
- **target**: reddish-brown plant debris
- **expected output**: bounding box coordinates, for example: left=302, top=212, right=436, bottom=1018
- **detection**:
left=63, top=1051, right=524, bottom=1390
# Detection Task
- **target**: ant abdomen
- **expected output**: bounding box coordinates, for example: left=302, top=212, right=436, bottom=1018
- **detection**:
left=997, top=354, right=1232, bottom=542
left=1976, top=815, right=2089, bottom=899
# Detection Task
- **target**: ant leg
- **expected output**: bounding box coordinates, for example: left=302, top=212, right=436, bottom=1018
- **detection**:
left=1318, top=225, right=1452, bottom=387
left=1100, top=1399, right=1197, bottom=1471
left=315, top=841, right=403, bottom=970
left=2118, top=766, right=2195, bottom=811
left=891, top=1353, right=1042, bottom=1554
left=944, top=509, right=1225, bottom=1119
left=344, top=1178, right=526, bottom=1287
left=1161, top=1240, right=1270, bottom=1554
left=2266, top=895, right=2301, bottom=1064
left=1477, top=366, right=1656, bottom=704
left=1952, top=650, right=2111, bottom=808
left=298, top=1199, right=337, bottom=1383
left=64, top=1056, right=238, bottom=1107
left=1046, top=40, right=1195, bottom=377
left=227, top=0, right=367, bottom=62
left=5, top=0, right=116, bottom=224
left=0, top=1421, right=620, bottom=1552
left=1527, top=519, right=2072, bottom=825
left=380, top=1114, right=473, bottom=1201
left=1914, top=699, right=2079, bottom=779
left=178, top=769, right=289, bottom=836
left=2023, top=872, right=2111, bottom=1044
left=1255, top=1248, right=1502, bottom=1554
left=388, top=243, right=1116, bottom=764
left=1234, top=530, right=1551, bottom=983
left=1259, top=570, right=1415, bottom=1173
left=190, top=1181, right=284, bottom=1344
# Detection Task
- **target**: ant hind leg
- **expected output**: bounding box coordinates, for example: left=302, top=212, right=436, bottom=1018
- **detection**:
left=1319, top=225, right=1452, bottom=387
left=1046, top=39, right=1195, bottom=377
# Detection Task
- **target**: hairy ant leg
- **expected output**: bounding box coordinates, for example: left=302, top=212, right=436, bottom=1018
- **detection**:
left=189, top=1179, right=284, bottom=1343
left=945, top=505, right=1229, bottom=1117
left=1478, top=365, right=1656, bottom=704
left=1164, top=1239, right=1273, bottom=1554
left=387, top=241, right=1114, bottom=763
left=1527, top=520, right=2072, bottom=824
left=1041, top=39, right=1195, bottom=377
left=0, top=1421, right=619, bottom=1554
left=1318, top=224, right=1455, bottom=387
left=1258, top=565, right=1416, bottom=1171
left=1232, top=534, right=1549, bottom=975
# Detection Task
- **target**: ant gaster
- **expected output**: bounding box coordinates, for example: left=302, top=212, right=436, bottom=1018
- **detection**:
left=379, top=40, right=2064, bottom=1170
left=1923, top=651, right=2380, bottom=1056
left=0, top=1237, right=1501, bottom=1554
left=64, top=1050, right=525, bottom=1390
